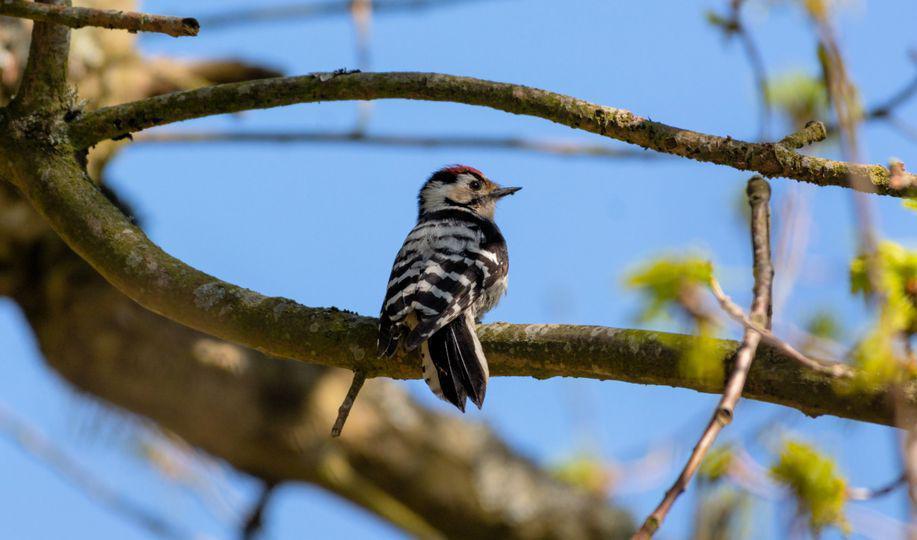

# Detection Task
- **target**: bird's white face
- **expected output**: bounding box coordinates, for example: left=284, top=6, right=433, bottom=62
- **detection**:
left=419, top=168, right=520, bottom=220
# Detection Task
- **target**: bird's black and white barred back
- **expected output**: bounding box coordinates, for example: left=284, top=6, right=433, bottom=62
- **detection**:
left=378, top=165, right=520, bottom=411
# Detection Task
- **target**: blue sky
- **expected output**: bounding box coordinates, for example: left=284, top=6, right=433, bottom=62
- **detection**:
left=1, top=0, right=916, bottom=538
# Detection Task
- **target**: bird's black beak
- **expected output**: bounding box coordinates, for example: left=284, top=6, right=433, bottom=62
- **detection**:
left=490, top=186, right=522, bottom=199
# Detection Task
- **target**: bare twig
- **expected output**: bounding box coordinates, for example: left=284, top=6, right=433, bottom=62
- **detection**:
left=131, top=130, right=665, bottom=160
left=825, top=71, right=917, bottom=139
left=847, top=474, right=907, bottom=501
left=0, top=0, right=199, bottom=37
left=709, top=278, right=853, bottom=378
left=634, top=176, right=774, bottom=538
left=717, top=0, right=771, bottom=140
left=331, top=370, right=366, bottom=437
left=0, top=404, right=191, bottom=540
left=241, top=481, right=277, bottom=540
left=199, top=0, right=491, bottom=29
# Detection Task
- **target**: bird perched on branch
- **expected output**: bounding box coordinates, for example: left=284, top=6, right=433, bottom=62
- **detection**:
left=378, top=165, right=521, bottom=411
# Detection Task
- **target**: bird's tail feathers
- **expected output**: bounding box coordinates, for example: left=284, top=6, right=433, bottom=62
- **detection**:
left=421, top=313, right=488, bottom=411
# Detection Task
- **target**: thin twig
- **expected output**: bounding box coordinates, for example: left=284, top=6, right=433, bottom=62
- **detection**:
left=199, top=0, right=491, bottom=29
left=331, top=371, right=367, bottom=437
left=825, top=70, right=917, bottom=139
left=634, top=176, right=774, bottom=538
left=847, top=474, right=907, bottom=501
left=0, top=404, right=191, bottom=540
left=0, top=0, right=199, bottom=37
left=709, top=278, right=853, bottom=378
left=131, top=130, right=665, bottom=161
left=724, top=0, right=771, bottom=140
left=241, top=481, right=277, bottom=540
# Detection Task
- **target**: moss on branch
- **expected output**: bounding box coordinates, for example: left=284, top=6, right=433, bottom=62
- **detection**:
left=68, top=72, right=917, bottom=197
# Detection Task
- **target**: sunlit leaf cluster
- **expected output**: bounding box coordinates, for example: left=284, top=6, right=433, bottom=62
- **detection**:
left=625, top=256, right=714, bottom=323
left=770, top=440, right=849, bottom=534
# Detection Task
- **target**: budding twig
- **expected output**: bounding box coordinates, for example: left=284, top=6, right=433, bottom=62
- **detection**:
left=634, top=176, right=774, bottom=539
left=708, top=278, right=853, bottom=378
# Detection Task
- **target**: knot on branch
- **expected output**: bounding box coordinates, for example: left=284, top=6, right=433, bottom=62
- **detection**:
left=4, top=110, right=70, bottom=148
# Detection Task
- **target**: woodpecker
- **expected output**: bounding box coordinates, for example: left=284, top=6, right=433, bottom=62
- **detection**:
left=377, top=165, right=520, bottom=411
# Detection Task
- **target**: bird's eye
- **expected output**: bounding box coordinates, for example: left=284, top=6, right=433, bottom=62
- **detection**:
left=469, top=180, right=482, bottom=191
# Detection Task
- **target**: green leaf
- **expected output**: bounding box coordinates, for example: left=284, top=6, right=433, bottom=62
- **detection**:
left=905, top=199, right=917, bottom=214
left=624, top=256, right=714, bottom=323
left=770, top=440, right=849, bottom=534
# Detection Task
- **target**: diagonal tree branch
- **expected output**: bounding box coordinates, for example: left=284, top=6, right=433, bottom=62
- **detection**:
left=66, top=72, right=917, bottom=197
left=635, top=176, right=775, bottom=538
left=0, top=0, right=199, bottom=37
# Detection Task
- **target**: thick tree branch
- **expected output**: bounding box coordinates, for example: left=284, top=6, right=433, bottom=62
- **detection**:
left=0, top=133, right=906, bottom=428
left=0, top=1, right=199, bottom=37
left=635, top=176, right=774, bottom=538
left=66, top=72, right=917, bottom=197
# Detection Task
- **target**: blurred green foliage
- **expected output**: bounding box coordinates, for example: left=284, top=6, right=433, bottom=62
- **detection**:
left=624, top=256, right=714, bottom=323
left=848, top=241, right=916, bottom=387
left=805, top=311, right=842, bottom=341
left=698, top=444, right=735, bottom=484
left=850, top=241, right=917, bottom=333
left=770, top=440, right=849, bottom=534
left=682, top=322, right=725, bottom=384
left=550, top=453, right=613, bottom=496
left=766, top=72, right=828, bottom=129
left=625, top=256, right=725, bottom=382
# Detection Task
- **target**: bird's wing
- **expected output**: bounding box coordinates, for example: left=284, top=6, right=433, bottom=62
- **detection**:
left=379, top=216, right=502, bottom=353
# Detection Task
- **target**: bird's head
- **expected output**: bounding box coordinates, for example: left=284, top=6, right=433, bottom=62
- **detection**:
left=418, top=165, right=521, bottom=220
